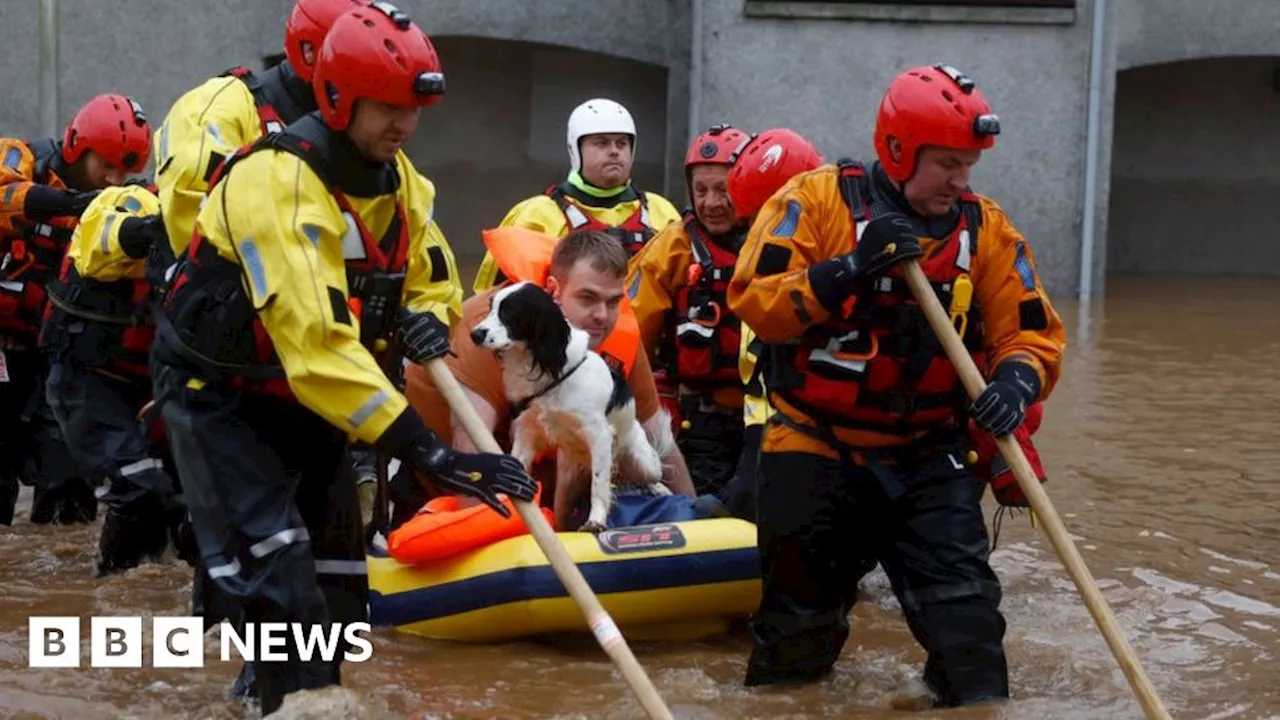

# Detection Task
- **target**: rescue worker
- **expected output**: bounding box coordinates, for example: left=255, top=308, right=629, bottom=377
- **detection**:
left=712, top=127, right=826, bottom=521
left=150, top=5, right=535, bottom=712
left=149, top=0, right=368, bottom=700
left=152, top=0, right=368, bottom=265
left=727, top=65, right=1066, bottom=705
left=0, top=93, right=144, bottom=525
left=470, top=98, right=681, bottom=293
left=41, top=175, right=196, bottom=575
left=402, top=228, right=697, bottom=531
left=626, top=123, right=754, bottom=498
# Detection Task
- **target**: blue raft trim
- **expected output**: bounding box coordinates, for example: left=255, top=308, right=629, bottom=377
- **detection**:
left=369, top=546, right=760, bottom=628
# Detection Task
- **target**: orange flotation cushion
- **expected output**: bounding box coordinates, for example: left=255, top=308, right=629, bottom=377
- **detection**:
left=387, top=487, right=557, bottom=565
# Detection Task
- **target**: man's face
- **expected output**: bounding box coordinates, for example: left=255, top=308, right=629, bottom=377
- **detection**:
left=579, top=133, right=633, bottom=189
left=901, top=145, right=982, bottom=217
left=347, top=98, right=421, bottom=163
left=546, top=258, right=624, bottom=349
left=79, top=150, right=125, bottom=189
left=690, top=163, right=736, bottom=235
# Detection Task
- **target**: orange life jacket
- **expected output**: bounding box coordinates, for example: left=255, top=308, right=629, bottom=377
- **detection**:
left=664, top=212, right=742, bottom=386
left=544, top=183, right=656, bottom=257
left=157, top=119, right=409, bottom=397
left=482, top=225, right=640, bottom=378
left=0, top=139, right=77, bottom=340
left=767, top=159, right=986, bottom=436
left=387, top=482, right=557, bottom=564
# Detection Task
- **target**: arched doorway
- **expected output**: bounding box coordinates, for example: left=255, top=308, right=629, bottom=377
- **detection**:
left=1106, top=56, right=1280, bottom=278
left=402, top=36, right=671, bottom=269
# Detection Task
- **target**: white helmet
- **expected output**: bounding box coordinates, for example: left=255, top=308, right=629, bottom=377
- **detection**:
left=566, top=98, right=636, bottom=174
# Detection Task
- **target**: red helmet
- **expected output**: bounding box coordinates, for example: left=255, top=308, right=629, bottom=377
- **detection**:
left=684, top=123, right=751, bottom=170
left=284, top=0, right=368, bottom=84
left=874, top=64, right=1000, bottom=182
left=727, top=128, right=824, bottom=221
left=312, top=2, right=445, bottom=131
left=61, top=94, right=152, bottom=173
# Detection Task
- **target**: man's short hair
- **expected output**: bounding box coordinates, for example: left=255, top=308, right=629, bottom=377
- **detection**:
left=550, top=230, right=629, bottom=281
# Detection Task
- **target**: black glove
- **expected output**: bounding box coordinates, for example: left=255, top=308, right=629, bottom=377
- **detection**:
left=118, top=215, right=169, bottom=259
left=807, top=212, right=924, bottom=312
left=398, top=308, right=452, bottom=364
left=403, top=437, right=536, bottom=518
left=969, top=361, right=1042, bottom=437
left=23, top=186, right=101, bottom=220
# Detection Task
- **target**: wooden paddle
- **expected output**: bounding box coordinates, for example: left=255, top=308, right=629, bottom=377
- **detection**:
left=425, top=358, right=675, bottom=720
left=902, top=261, right=1171, bottom=720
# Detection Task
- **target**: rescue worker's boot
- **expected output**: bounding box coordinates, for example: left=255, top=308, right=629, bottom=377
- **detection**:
left=229, top=662, right=259, bottom=709
left=30, top=484, right=59, bottom=524
left=168, top=505, right=197, bottom=566
left=95, top=509, right=153, bottom=577
left=0, top=474, right=17, bottom=525
left=252, top=622, right=339, bottom=716
left=59, top=478, right=98, bottom=524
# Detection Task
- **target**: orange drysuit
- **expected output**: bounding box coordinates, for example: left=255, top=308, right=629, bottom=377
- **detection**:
left=727, top=164, right=1065, bottom=460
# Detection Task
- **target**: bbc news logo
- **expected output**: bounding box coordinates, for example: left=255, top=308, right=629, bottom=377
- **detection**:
left=28, top=617, right=373, bottom=668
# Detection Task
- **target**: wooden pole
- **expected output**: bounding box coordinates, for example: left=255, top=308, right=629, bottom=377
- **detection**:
left=902, top=261, right=1170, bottom=720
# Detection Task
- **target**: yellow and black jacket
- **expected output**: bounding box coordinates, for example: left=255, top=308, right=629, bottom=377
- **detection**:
left=472, top=172, right=680, bottom=293
left=42, top=184, right=163, bottom=379
left=154, top=114, right=463, bottom=447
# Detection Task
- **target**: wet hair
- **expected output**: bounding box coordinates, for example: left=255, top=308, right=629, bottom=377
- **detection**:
left=549, top=230, right=629, bottom=281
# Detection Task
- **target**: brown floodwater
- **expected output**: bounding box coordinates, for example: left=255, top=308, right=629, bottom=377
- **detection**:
left=1, top=274, right=1277, bottom=719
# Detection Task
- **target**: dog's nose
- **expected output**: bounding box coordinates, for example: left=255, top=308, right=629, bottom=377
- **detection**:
left=470, top=327, right=488, bottom=345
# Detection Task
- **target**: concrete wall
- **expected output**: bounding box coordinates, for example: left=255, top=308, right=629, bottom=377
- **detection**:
left=407, top=37, right=670, bottom=263
left=3, top=0, right=291, bottom=145
left=1112, top=0, right=1280, bottom=71
left=8, top=0, right=1280, bottom=294
left=1107, top=57, right=1280, bottom=277
left=1093, top=0, right=1280, bottom=289
left=697, top=0, right=1095, bottom=298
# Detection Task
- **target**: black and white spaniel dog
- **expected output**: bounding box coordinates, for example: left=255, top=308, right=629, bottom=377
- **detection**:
left=470, top=281, right=671, bottom=532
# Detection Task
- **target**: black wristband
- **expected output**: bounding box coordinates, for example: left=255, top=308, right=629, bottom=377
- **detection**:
left=373, top=404, right=435, bottom=458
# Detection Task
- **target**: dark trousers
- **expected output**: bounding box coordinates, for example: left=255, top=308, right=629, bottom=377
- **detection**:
left=678, top=405, right=745, bottom=497
left=154, top=362, right=367, bottom=716
left=746, top=436, right=1009, bottom=707
left=46, top=361, right=180, bottom=573
left=0, top=346, right=94, bottom=525
left=714, top=423, right=762, bottom=522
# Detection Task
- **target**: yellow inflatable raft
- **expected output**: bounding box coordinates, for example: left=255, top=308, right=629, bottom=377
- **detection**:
left=368, top=518, right=761, bottom=642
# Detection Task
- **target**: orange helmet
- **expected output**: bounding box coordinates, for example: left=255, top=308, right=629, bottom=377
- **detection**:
left=874, top=64, right=1000, bottom=182
left=727, top=128, right=824, bottom=221
left=61, top=94, right=152, bottom=173
left=284, top=0, right=369, bottom=84
left=312, top=2, right=445, bottom=131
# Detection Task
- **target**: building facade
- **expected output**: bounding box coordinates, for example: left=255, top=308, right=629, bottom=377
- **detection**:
left=4, top=0, right=1277, bottom=296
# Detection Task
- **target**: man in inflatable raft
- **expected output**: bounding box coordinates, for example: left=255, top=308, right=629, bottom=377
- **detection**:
left=400, top=228, right=703, bottom=533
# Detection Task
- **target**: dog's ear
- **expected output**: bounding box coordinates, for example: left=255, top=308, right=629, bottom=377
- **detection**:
left=501, top=284, right=570, bottom=378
